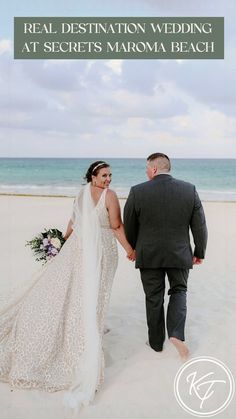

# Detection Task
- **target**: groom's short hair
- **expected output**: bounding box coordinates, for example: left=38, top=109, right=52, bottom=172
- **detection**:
left=147, top=153, right=171, bottom=172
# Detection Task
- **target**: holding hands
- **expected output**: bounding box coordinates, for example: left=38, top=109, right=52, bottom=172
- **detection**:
left=127, top=249, right=136, bottom=262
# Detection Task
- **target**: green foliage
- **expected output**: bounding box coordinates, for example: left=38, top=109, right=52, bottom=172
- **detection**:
left=26, top=228, right=65, bottom=264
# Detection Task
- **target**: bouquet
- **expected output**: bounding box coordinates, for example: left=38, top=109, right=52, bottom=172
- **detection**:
left=26, top=228, right=65, bottom=264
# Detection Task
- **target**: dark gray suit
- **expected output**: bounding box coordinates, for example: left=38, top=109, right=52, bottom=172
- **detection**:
left=124, top=174, right=208, bottom=351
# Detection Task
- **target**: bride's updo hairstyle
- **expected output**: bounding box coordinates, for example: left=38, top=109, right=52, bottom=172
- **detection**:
left=84, top=161, right=110, bottom=183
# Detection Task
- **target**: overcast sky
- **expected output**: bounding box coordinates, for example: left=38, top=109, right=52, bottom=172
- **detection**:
left=0, top=0, right=235, bottom=158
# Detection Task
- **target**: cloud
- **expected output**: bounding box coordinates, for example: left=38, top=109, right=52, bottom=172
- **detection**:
left=0, top=39, right=11, bottom=55
left=0, top=0, right=235, bottom=161
left=135, top=0, right=233, bottom=15
left=105, top=60, right=123, bottom=75
left=146, top=56, right=236, bottom=116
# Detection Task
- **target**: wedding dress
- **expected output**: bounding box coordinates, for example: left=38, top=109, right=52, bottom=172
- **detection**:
left=0, top=183, right=118, bottom=410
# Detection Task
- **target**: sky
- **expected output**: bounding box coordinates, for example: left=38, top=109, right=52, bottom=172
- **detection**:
left=0, top=0, right=235, bottom=158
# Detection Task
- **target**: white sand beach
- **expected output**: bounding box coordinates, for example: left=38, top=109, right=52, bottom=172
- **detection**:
left=0, top=195, right=236, bottom=419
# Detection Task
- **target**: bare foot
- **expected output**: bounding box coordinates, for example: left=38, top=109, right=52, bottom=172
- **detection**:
left=170, top=337, right=189, bottom=361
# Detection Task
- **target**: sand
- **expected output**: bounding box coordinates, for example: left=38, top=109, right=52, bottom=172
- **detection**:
left=0, top=195, right=235, bottom=419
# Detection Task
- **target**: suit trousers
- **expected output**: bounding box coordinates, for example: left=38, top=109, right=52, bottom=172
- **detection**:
left=140, top=268, right=189, bottom=351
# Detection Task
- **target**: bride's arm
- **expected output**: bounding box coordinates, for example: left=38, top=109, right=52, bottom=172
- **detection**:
left=64, top=197, right=76, bottom=240
left=107, top=189, right=135, bottom=260
left=64, top=219, right=73, bottom=240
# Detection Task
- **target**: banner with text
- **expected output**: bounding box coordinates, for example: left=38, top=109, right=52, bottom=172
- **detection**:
left=14, top=17, right=224, bottom=59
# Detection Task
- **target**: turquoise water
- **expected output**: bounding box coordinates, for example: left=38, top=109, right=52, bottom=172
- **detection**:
left=0, top=158, right=236, bottom=200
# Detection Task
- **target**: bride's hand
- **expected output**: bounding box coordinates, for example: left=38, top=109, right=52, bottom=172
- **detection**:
left=127, top=249, right=136, bottom=262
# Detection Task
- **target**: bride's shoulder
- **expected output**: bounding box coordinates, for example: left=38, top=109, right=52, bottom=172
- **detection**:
left=106, top=188, right=117, bottom=198
left=106, top=188, right=119, bottom=204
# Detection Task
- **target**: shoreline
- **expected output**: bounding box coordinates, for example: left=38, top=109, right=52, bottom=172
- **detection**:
left=0, top=192, right=236, bottom=203
left=0, top=192, right=128, bottom=200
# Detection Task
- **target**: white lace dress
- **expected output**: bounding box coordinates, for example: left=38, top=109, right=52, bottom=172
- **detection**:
left=0, top=188, right=118, bottom=393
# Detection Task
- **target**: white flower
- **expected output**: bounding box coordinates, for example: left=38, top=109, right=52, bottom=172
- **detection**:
left=43, top=238, right=49, bottom=247
left=51, top=237, right=61, bottom=250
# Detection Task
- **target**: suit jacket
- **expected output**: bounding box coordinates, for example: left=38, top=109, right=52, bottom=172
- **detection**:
left=123, top=174, right=208, bottom=269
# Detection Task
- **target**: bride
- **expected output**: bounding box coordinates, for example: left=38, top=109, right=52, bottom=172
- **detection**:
left=0, top=161, right=135, bottom=411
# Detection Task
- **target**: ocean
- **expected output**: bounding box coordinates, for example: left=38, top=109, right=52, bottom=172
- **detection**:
left=0, top=158, right=236, bottom=201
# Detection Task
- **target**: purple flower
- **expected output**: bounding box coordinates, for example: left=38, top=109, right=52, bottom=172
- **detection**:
left=51, top=247, right=58, bottom=256
left=47, top=245, right=53, bottom=255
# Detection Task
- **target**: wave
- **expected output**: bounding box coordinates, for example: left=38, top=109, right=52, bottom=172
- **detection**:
left=0, top=184, right=80, bottom=196
left=198, top=189, right=236, bottom=201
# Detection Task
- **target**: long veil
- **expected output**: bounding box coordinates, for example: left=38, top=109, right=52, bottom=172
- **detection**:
left=63, top=182, right=103, bottom=412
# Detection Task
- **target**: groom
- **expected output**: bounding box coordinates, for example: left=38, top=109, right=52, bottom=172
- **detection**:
left=124, top=153, right=208, bottom=359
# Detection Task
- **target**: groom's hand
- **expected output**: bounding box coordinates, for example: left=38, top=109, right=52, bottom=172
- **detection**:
left=193, top=256, right=203, bottom=265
